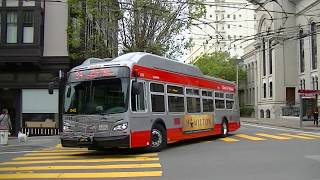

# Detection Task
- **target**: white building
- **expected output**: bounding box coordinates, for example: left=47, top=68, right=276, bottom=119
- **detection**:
left=242, top=0, right=320, bottom=119
left=186, top=0, right=255, bottom=63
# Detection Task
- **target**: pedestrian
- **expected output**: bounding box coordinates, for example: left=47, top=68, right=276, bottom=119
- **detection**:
left=313, top=107, right=319, bottom=126
left=0, top=108, right=12, bottom=145
left=0, top=109, right=11, bottom=130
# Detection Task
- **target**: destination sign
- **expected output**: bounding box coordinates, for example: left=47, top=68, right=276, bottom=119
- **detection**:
left=68, top=67, right=129, bottom=82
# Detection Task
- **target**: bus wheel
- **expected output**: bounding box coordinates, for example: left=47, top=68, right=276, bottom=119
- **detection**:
left=221, top=120, right=229, bottom=138
left=148, top=124, right=167, bottom=152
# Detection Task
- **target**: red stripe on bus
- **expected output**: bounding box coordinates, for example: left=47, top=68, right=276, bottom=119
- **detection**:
left=130, top=122, right=240, bottom=148
left=132, top=65, right=236, bottom=93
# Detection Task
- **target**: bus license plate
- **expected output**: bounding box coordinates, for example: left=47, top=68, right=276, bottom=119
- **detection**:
left=98, top=124, right=109, bottom=131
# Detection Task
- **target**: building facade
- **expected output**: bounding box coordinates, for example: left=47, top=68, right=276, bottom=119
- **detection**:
left=0, top=0, right=70, bottom=135
left=186, top=0, right=255, bottom=63
left=242, top=0, right=320, bottom=119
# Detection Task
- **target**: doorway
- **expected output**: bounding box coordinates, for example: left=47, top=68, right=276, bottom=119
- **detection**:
left=0, top=89, right=20, bottom=135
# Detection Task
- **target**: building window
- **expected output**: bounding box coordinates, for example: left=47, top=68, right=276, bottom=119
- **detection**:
left=233, top=14, right=236, bottom=20
left=0, top=13, right=1, bottom=42
left=262, top=38, right=266, bottom=76
left=6, top=12, right=18, bottom=43
left=312, top=77, right=315, bottom=90
left=298, top=29, right=305, bottom=73
left=227, top=14, right=230, bottom=18
left=260, top=109, right=264, bottom=118
left=269, top=40, right=273, bottom=74
left=266, top=109, right=270, bottom=118
left=263, top=83, right=267, bottom=98
left=311, top=22, right=317, bottom=70
left=300, top=79, right=303, bottom=89
left=6, top=0, right=19, bottom=6
left=23, top=11, right=34, bottom=43
left=269, top=82, right=273, bottom=97
left=316, top=76, right=319, bottom=90
left=228, top=24, right=230, bottom=29
left=303, top=79, right=305, bottom=89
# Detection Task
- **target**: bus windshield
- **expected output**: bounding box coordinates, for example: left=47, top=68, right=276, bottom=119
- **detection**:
left=64, top=78, right=129, bottom=115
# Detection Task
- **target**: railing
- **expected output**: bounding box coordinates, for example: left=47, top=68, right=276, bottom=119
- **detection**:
left=281, top=106, right=300, bottom=117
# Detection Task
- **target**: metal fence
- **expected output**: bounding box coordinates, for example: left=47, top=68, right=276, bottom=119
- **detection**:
left=281, top=106, right=300, bottom=117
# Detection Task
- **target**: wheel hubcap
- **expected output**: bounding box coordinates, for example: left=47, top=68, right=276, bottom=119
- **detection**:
left=151, top=129, right=162, bottom=148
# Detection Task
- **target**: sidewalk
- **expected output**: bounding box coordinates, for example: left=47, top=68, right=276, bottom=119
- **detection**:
left=241, top=117, right=320, bottom=132
left=0, top=136, right=60, bottom=148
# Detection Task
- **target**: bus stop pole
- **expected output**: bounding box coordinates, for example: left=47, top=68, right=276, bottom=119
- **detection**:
left=299, top=95, right=303, bottom=128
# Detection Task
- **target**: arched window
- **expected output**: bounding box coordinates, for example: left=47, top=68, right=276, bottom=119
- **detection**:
left=263, top=83, right=267, bottom=98
left=260, top=109, right=264, bottom=118
left=269, top=82, right=273, bottom=97
left=266, top=109, right=270, bottom=118
left=262, top=38, right=266, bottom=76
left=311, top=22, right=317, bottom=70
left=269, top=39, right=273, bottom=74
left=312, top=77, right=315, bottom=90
left=299, top=29, right=305, bottom=73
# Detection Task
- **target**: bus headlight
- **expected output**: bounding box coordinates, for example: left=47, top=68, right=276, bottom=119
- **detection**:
left=113, top=123, right=128, bottom=131
left=63, top=122, right=71, bottom=131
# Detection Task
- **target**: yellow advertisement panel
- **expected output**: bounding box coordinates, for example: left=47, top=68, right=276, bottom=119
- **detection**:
left=183, top=115, right=213, bottom=132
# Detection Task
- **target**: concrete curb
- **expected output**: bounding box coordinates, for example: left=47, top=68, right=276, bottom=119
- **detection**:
left=241, top=120, right=320, bottom=132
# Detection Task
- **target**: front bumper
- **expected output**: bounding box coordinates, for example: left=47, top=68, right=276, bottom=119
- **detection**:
left=61, top=135, right=130, bottom=148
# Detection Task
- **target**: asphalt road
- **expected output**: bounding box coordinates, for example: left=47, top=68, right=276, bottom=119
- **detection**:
left=0, top=123, right=320, bottom=180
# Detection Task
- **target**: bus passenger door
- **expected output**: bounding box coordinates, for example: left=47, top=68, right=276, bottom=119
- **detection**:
left=130, top=80, right=150, bottom=147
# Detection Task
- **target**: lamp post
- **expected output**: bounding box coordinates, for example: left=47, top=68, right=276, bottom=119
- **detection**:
left=236, top=58, right=243, bottom=111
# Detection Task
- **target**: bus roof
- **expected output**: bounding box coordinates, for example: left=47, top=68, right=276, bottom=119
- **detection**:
left=71, top=52, right=235, bottom=86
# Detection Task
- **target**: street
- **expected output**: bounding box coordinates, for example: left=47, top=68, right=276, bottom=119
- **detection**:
left=0, top=124, right=320, bottom=180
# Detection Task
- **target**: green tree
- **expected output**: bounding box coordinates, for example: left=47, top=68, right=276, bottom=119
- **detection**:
left=67, top=0, right=206, bottom=60
left=194, top=51, right=246, bottom=82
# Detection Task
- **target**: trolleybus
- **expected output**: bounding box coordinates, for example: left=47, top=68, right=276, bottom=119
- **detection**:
left=59, top=52, right=240, bottom=151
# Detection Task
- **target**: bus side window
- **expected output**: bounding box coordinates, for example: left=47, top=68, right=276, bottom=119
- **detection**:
left=131, top=82, right=146, bottom=112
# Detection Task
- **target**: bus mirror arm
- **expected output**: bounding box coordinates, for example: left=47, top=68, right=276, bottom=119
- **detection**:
left=133, top=70, right=138, bottom=82
left=132, top=82, right=140, bottom=95
left=48, top=82, right=55, bottom=95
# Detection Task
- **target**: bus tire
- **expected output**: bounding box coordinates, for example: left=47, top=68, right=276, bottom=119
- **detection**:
left=147, top=124, right=167, bottom=152
left=221, top=120, right=229, bottom=138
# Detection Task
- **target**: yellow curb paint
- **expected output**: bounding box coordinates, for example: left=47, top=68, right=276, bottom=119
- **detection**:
left=1, top=157, right=160, bottom=165
left=298, top=133, right=320, bottom=138
left=279, top=134, right=315, bottom=140
left=23, top=152, right=158, bottom=157
left=219, top=137, right=240, bottom=142
left=0, top=163, right=161, bottom=172
left=55, top=144, right=62, bottom=149
left=235, top=134, right=266, bottom=141
left=255, top=133, right=292, bottom=140
left=0, top=171, right=162, bottom=179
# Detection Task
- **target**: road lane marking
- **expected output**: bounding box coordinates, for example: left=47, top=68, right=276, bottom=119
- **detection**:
left=299, top=133, right=320, bottom=138
left=279, top=134, right=315, bottom=140
left=235, top=134, right=266, bottom=141
left=14, top=153, right=158, bottom=160
left=1, top=157, right=160, bottom=165
left=255, top=133, right=292, bottom=140
left=0, top=171, right=162, bottom=179
left=0, top=163, right=161, bottom=171
left=219, top=137, right=240, bottom=142
left=23, top=152, right=158, bottom=157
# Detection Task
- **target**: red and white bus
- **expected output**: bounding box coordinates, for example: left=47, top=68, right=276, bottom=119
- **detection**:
left=60, top=52, right=240, bottom=151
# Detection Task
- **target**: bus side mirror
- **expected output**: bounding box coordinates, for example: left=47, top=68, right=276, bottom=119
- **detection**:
left=132, top=82, right=140, bottom=95
left=48, top=82, right=54, bottom=94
